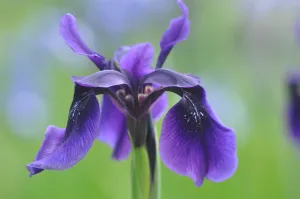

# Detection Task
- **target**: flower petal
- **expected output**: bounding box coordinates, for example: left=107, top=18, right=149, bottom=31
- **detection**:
left=120, top=42, right=154, bottom=80
left=159, top=86, right=237, bottom=186
left=72, top=70, right=131, bottom=88
left=99, top=95, right=131, bottom=160
left=156, top=0, right=190, bottom=68
left=139, top=69, right=199, bottom=120
left=150, top=93, right=168, bottom=121
left=26, top=85, right=100, bottom=175
left=27, top=126, right=65, bottom=176
left=142, top=68, right=199, bottom=88
left=160, top=99, right=207, bottom=186
left=59, top=13, right=106, bottom=70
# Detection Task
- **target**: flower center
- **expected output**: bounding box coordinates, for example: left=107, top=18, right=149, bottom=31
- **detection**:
left=115, top=85, right=154, bottom=117
left=138, top=85, right=154, bottom=104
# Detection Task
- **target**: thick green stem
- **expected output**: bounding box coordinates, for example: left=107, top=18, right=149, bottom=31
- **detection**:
left=131, top=147, right=150, bottom=199
left=129, top=114, right=161, bottom=199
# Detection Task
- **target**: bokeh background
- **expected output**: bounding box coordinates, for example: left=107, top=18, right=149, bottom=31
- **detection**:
left=1, top=0, right=300, bottom=198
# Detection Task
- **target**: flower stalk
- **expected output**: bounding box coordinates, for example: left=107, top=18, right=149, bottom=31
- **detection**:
left=130, top=115, right=161, bottom=199
left=131, top=146, right=150, bottom=199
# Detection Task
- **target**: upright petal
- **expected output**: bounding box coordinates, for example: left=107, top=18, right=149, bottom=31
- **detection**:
left=159, top=86, right=237, bottom=186
left=99, top=95, right=131, bottom=160
left=120, top=42, right=154, bottom=80
left=156, top=0, right=190, bottom=68
left=59, top=13, right=106, bottom=70
left=26, top=85, right=100, bottom=176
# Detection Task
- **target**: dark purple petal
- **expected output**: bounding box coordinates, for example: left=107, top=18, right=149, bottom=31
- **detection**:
left=160, top=86, right=237, bottom=186
left=287, top=72, right=300, bottom=144
left=60, top=13, right=106, bottom=70
left=98, top=95, right=131, bottom=160
left=156, top=0, right=190, bottom=68
left=120, top=42, right=154, bottom=80
left=142, top=68, right=199, bottom=88
left=26, top=86, right=100, bottom=176
left=72, top=70, right=131, bottom=88
left=150, top=93, right=168, bottom=121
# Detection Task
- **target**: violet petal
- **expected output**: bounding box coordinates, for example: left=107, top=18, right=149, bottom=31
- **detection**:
left=72, top=70, right=131, bottom=88
left=27, top=126, right=65, bottom=176
left=139, top=69, right=198, bottom=121
left=60, top=13, right=106, bottom=70
left=26, top=86, right=100, bottom=175
left=160, top=86, right=237, bottom=186
left=156, top=0, right=190, bottom=68
left=150, top=93, right=168, bottom=121
left=98, top=95, right=131, bottom=160
left=120, top=42, right=154, bottom=80
left=141, top=68, right=199, bottom=88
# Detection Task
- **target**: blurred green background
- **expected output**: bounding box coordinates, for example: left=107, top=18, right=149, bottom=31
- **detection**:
left=1, top=0, right=300, bottom=198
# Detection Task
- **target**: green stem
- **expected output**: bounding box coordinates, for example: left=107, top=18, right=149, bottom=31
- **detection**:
left=131, top=147, right=150, bottom=199
left=129, top=114, right=161, bottom=199
left=149, top=127, right=161, bottom=199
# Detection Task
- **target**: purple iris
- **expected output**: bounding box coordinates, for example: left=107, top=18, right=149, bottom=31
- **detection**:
left=26, top=0, right=237, bottom=186
left=287, top=71, right=300, bottom=144
left=287, top=23, right=300, bottom=145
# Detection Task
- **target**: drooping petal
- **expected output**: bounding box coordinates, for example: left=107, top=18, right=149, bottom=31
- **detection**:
left=142, top=68, right=199, bottom=88
left=159, top=86, right=237, bottom=186
left=72, top=70, right=131, bottom=88
left=99, top=95, right=131, bottom=160
left=59, top=13, right=106, bottom=70
left=156, top=0, right=190, bottom=68
left=120, top=42, right=154, bottom=80
left=26, top=85, right=100, bottom=176
left=139, top=69, right=199, bottom=119
left=160, top=98, right=207, bottom=186
left=287, top=72, right=300, bottom=144
left=27, top=126, right=65, bottom=176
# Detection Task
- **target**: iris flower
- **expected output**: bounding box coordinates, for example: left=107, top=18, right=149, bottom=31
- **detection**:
left=27, top=0, right=237, bottom=186
left=287, top=23, right=300, bottom=145
left=287, top=71, right=300, bottom=144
